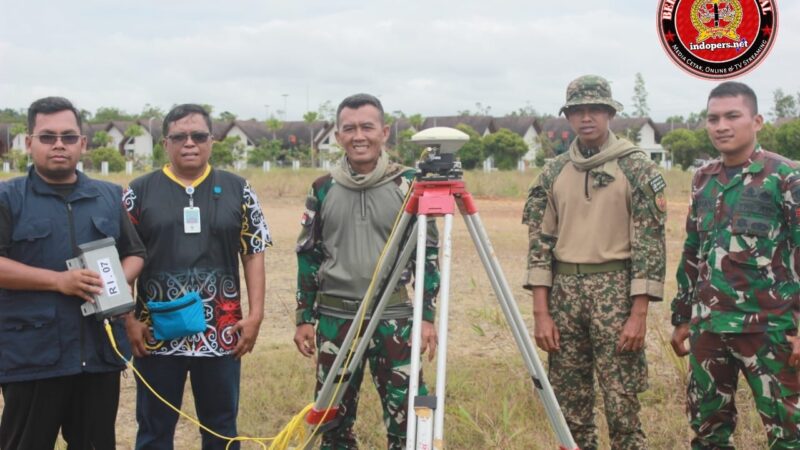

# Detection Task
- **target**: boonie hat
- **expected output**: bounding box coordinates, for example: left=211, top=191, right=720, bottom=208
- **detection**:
left=559, top=74, right=623, bottom=115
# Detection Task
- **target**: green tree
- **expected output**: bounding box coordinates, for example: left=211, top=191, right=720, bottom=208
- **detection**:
left=666, top=115, right=685, bottom=125
left=90, top=147, right=126, bottom=172
left=140, top=104, right=164, bottom=120
left=266, top=117, right=283, bottom=141
left=317, top=100, right=335, bottom=122
left=771, top=89, right=797, bottom=120
left=535, top=131, right=558, bottom=168
left=0, top=108, right=26, bottom=123
left=94, top=107, right=134, bottom=122
left=152, top=142, right=167, bottom=168
left=693, top=128, right=718, bottom=158
left=408, top=114, right=424, bottom=130
left=247, top=139, right=283, bottom=166
left=10, top=123, right=26, bottom=138
left=631, top=72, right=650, bottom=118
left=454, top=124, right=484, bottom=170
left=775, top=119, right=800, bottom=160
left=218, top=111, right=237, bottom=121
left=92, top=130, right=113, bottom=148
left=201, top=104, right=214, bottom=115
left=506, top=102, right=538, bottom=118
left=616, top=125, right=642, bottom=144
left=482, top=128, right=527, bottom=170
left=303, top=111, right=319, bottom=167
left=9, top=150, right=29, bottom=171
left=687, top=109, right=707, bottom=128
left=124, top=124, right=144, bottom=139
left=211, top=136, right=243, bottom=168
left=758, top=123, right=779, bottom=153
left=661, top=129, right=699, bottom=170
left=393, top=129, right=419, bottom=166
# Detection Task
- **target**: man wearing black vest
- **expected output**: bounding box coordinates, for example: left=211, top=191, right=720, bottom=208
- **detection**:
left=0, top=96, right=145, bottom=449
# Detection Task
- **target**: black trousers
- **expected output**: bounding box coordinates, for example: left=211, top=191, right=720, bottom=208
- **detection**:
left=0, top=371, right=120, bottom=450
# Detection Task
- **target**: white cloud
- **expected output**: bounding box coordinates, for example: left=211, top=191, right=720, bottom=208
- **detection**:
left=0, top=1, right=797, bottom=121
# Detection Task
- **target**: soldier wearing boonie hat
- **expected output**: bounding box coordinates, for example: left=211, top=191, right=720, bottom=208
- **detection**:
left=522, top=74, right=666, bottom=449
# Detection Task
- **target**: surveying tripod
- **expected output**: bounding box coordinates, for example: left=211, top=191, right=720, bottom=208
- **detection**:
left=302, top=128, right=577, bottom=450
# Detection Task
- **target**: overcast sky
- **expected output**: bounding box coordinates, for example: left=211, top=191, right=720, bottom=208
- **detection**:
left=1, top=1, right=797, bottom=122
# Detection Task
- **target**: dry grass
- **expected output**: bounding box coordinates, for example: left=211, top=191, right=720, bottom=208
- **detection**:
left=0, top=168, right=772, bottom=449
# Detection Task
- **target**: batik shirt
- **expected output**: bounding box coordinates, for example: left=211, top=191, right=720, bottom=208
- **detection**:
left=125, top=165, right=271, bottom=356
left=672, top=148, right=800, bottom=333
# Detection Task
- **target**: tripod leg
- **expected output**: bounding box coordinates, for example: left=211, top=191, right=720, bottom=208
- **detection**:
left=432, top=213, right=453, bottom=448
left=406, top=213, right=428, bottom=450
left=462, top=212, right=578, bottom=450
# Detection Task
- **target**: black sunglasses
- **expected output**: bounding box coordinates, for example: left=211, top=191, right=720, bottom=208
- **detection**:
left=167, top=132, right=211, bottom=144
left=31, top=134, right=82, bottom=145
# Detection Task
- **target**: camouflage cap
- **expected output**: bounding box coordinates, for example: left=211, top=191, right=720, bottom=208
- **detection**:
left=559, top=75, right=623, bottom=116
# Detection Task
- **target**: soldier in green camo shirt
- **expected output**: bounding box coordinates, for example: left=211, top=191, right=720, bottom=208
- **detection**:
left=523, top=75, right=666, bottom=450
left=671, top=82, right=800, bottom=449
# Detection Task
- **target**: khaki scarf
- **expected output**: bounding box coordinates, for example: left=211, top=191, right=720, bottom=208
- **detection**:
left=330, top=150, right=408, bottom=190
left=568, top=133, right=643, bottom=187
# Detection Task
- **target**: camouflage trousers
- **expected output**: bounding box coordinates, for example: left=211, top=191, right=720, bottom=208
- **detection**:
left=687, top=329, right=800, bottom=449
left=548, top=270, right=648, bottom=450
left=314, top=315, right=427, bottom=450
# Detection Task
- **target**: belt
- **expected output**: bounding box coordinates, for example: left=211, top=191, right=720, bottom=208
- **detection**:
left=317, top=291, right=409, bottom=314
left=554, top=260, right=630, bottom=275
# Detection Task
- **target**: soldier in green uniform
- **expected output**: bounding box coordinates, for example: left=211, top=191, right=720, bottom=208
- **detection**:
left=671, top=81, right=800, bottom=449
left=523, top=75, right=667, bottom=450
left=293, top=93, right=440, bottom=450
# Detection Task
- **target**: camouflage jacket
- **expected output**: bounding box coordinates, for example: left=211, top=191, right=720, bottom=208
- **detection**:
left=295, top=169, right=439, bottom=326
left=672, top=148, right=800, bottom=333
left=523, top=143, right=667, bottom=299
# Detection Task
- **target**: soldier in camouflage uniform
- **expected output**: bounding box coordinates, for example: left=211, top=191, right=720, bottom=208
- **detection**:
left=523, top=75, right=667, bottom=450
left=671, top=82, right=800, bottom=449
left=293, top=93, right=440, bottom=450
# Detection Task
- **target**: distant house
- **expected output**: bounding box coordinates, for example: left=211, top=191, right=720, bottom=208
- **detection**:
left=493, top=116, right=541, bottom=161
left=610, top=118, right=666, bottom=165
left=221, top=119, right=334, bottom=162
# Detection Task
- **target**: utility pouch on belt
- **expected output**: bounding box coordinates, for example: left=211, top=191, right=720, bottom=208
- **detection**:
left=146, top=292, right=205, bottom=341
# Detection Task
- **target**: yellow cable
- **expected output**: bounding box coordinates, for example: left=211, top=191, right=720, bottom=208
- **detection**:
left=298, top=173, right=417, bottom=448
left=103, top=170, right=420, bottom=450
left=104, top=319, right=315, bottom=450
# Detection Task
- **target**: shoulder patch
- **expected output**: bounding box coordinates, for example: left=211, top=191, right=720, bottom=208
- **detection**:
left=649, top=174, right=666, bottom=194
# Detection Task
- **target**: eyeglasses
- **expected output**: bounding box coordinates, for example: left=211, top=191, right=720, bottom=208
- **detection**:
left=31, top=134, right=82, bottom=145
left=166, top=132, right=211, bottom=144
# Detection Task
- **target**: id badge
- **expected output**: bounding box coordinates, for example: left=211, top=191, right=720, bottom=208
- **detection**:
left=183, top=207, right=201, bottom=234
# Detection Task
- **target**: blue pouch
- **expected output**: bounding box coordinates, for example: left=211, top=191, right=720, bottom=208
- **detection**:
left=146, top=292, right=206, bottom=341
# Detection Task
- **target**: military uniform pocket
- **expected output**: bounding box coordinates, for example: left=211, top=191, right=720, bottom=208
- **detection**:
left=728, top=215, right=773, bottom=268
left=614, top=350, right=649, bottom=394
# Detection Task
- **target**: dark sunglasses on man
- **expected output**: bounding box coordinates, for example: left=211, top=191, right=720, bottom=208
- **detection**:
left=31, top=134, right=82, bottom=145
left=166, top=132, right=211, bottom=145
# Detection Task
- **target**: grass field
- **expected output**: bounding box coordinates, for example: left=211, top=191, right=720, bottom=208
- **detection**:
left=0, top=168, right=774, bottom=449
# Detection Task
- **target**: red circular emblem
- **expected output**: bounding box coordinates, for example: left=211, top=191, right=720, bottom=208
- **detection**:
left=658, top=0, right=778, bottom=79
